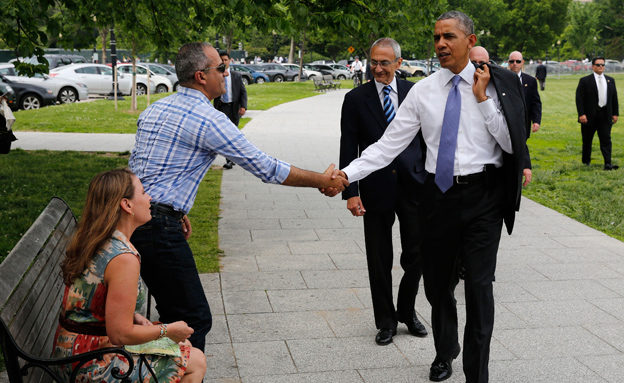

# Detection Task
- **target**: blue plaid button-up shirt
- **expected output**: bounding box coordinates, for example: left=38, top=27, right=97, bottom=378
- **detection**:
left=129, top=87, right=290, bottom=214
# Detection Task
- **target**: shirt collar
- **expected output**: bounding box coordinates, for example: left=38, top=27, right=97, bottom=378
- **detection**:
left=178, top=86, right=212, bottom=104
left=593, top=72, right=604, bottom=80
left=440, top=60, right=474, bottom=86
left=374, top=77, right=398, bottom=95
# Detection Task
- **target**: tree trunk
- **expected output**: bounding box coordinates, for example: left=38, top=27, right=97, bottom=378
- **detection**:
left=288, top=37, right=295, bottom=64
left=100, top=28, right=107, bottom=64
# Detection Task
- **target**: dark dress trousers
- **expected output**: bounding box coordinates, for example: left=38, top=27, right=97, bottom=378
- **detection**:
left=339, top=79, right=427, bottom=331
left=214, top=69, right=248, bottom=126
left=575, top=74, right=619, bottom=165
left=420, top=64, right=527, bottom=383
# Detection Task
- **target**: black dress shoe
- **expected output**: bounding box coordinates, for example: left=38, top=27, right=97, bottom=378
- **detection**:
left=397, top=311, right=428, bottom=337
left=604, top=163, right=619, bottom=170
left=223, top=160, right=234, bottom=169
left=375, top=328, right=396, bottom=345
left=429, top=344, right=460, bottom=382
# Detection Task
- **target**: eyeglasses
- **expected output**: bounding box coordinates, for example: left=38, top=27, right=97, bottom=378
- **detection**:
left=593, top=63, right=605, bottom=67
left=472, top=60, right=488, bottom=66
left=198, top=63, right=226, bottom=73
left=509, top=60, right=523, bottom=64
left=370, top=58, right=399, bottom=68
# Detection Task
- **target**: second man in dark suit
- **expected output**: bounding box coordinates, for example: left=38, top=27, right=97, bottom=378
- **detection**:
left=339, top=37, right=428, bottom=346
left=214, top=51, right=247, bottom=169
left=576, top=57, right=619, bottom=170
left=509, top=51, right=542, bottom=134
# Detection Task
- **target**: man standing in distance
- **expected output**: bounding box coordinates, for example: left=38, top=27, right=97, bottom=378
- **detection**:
left=535, top=60, right=547, bottom=91
left=129, top=42, right=348, bottom=352
left=509, top=51, right=542, bottom=134
left=351, top=56, right=363, bottom=85
left=214, top=51, right=247, bottom=170
left=339, top=37, right=428, bottom=346
left=334, top=11, right=527, bottom=382
left=576, top=57, right=619, bottom=170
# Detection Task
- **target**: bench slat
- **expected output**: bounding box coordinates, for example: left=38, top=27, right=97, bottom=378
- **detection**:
left=0, top=198, right=71, bottom=304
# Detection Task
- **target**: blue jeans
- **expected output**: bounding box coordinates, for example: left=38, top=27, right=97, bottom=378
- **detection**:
left=131, top=212, right=212, bottom=351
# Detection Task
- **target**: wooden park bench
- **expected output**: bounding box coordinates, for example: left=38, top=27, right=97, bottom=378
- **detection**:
left=313, top=76, right=329, bottom=92
left=321, top=75, right=341, bottom=90
left=0, top=197, right=134, bottom=383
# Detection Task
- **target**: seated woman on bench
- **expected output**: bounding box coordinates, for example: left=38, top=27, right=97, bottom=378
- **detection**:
left=53, top=168, right=207, bottom=383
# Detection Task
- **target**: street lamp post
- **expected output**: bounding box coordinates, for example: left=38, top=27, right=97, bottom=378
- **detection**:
left=557, top=40, right=561, bottom=79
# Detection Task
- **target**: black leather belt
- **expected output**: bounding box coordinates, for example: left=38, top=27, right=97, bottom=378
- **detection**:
left=150, top=202, right=185, bottom=220
left=453, top=171, right=486, bottom=185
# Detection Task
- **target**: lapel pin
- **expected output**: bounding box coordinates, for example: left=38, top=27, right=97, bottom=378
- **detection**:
left=502, top=93, right=506, bottom=96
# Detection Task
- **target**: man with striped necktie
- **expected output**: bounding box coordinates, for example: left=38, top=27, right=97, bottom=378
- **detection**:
left=339, top=37, right=428, bottom=346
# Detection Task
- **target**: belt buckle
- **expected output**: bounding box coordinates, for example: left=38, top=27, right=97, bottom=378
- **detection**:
left=455, top=175, right=468, bottom=185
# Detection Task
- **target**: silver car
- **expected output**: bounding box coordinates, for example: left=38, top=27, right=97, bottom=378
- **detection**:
left=282, top=63, right=323, bottom=79
left=117, top=64, right=173, bottom=93
left=50, top=64, right=155, bottom=96
left=0, top=63, right=89, bottom=103
left=140, top=63, right=179, bottom=91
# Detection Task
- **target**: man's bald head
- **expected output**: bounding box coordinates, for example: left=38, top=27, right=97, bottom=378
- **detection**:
left=469, top=46, right=489, bottom=65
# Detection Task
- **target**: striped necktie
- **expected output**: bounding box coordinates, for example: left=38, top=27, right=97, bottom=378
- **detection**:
left=383, top=85, right=396, bottom=123
left=435, top=75, right=462, bottom=193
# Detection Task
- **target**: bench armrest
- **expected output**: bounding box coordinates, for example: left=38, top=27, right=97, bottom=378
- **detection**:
left=2, top=320, right=134, bottom=383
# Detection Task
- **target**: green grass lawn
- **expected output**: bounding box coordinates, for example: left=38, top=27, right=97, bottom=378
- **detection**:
left=12, top=81, right=322, bottom=133
left=522, top=73, right=624, bottom=241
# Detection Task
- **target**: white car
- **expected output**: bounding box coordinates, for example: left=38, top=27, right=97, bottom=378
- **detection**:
left=116, top=64, right=174, bottom=93
left=50, top=64, right=155, bottom=96
left=0, top=63, right=89, bottom=104
left=282, top=63, right=323, bottom=79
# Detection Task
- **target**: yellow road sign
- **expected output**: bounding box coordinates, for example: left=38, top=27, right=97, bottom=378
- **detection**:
left=348, top=46, right=355, bottom=54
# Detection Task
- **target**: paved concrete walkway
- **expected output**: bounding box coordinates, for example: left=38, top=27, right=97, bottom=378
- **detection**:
left=3, top=92, right=624, bottom=383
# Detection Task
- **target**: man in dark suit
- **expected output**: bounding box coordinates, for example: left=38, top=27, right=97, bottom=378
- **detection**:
left=335, top=11, right=527, bottom=382
left=339, top=37, right=428, bottom=346
left=214, top=51, right=247, bottom=169
left=535, top=60, right=547, bottom=91
left=576, top=57, right=619, bottom=170
left=509, top=51, right=542, bottom=134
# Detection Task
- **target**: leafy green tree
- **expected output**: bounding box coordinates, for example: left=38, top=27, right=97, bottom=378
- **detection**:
left=563, top=1, right=600, bottom=59
left=595, top=0, right=624, bottom=60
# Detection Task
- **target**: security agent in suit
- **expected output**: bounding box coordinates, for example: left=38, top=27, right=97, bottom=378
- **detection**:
left=339, top=37, right=428, bottom=346
left=214, top=51, right=247, bottom=169
left=535, top=60, right=547, bottom=91
left=576, top=57, right=619, bottom=170
left=509, top=51, right=542, bottom=134
left=336, top=12, right=528, bottom=382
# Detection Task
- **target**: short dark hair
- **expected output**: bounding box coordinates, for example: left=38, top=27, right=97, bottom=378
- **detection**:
left=437, top=11, right=474, bottom=36
left=592, top=56, right=605, bottom=65
left=219, top=51, right=230, bottom=59
left=176, top=42, right=213, bottom=86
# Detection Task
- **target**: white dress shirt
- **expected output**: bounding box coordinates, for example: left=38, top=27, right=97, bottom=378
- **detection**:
left=343, top=61, right=512, bottom=182
left=374, top=77, right=398, bottom=110
left=223, top=69, right=232, bottom=103
left=594, top=72, right=607, bottom=108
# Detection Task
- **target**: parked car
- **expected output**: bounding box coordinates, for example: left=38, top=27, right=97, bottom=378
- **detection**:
left=141, top=63, right=180, bottom=91
left=116, top=64, right=173, bottom=93
left=0, top=63, right=88, bottom=104
left=308, top=64, right=351, bottom=80
left=225, top=64, right=253, bottom=85
left=395, top=68, right=411, bottom=80
left=230, top=64, right=270, bottom=84
left=605, top=59, right=623, bottom=73
left=17, top=54, right=88, bottom=69
left=311, top=60, right=335, bottom=65
left=400, top=60, right=427, bottom=77
left=257, top=63, right=308, bottom=82
left=0, top=80, right=17, bottom=110
left=50, top=64, right=155, bottom=96
left=0, top=75, right=56, bottom=110
left=282, top=63, right=323, bottom=79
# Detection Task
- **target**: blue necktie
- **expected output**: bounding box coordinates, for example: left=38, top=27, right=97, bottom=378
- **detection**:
left=383, top=85, right=395, bottom=123
left=435, top=75, right=462, bottom=193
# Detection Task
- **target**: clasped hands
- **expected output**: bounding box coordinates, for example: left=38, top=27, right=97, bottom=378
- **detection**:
left=319, top=164, right=348, bottom=197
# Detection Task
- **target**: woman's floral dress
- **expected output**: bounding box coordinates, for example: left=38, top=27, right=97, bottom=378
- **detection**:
left=52, top=230, right=190, bottom=382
